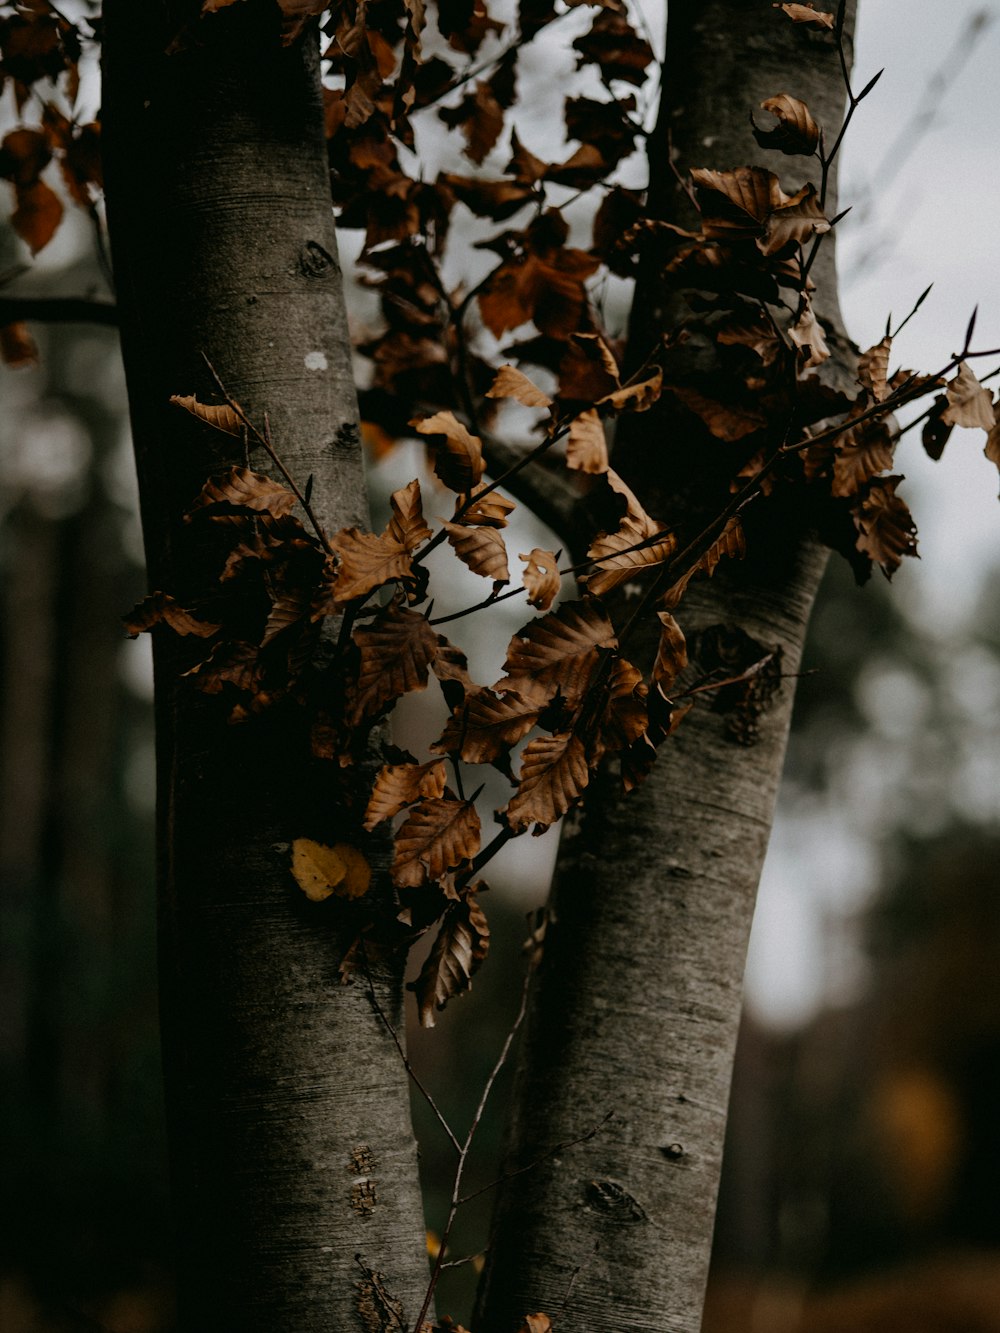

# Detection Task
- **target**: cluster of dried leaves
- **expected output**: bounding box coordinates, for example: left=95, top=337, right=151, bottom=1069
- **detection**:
left=7, top=1, right=1000, bottom=1034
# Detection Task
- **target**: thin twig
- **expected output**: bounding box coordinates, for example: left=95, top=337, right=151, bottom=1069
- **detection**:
left=457, top=1110, right=614, bottom=1206
left=200, top=354, right=333, bottom=552
left=411, top=959, right=537, bottom=1333
left=362, top=945, right=462, bottom=1156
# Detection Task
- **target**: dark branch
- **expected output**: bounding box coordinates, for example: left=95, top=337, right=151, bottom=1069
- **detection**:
left=0, top=295, right=118, bottom=327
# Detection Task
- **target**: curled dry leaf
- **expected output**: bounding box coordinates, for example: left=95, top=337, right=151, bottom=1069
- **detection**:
left=774, top=2, right=835, bottom=28
left=586, top=477, right=676, bottom=598
left=463, top=483, right=516, bottom=528
left=652, top=611, right=688, bottom=697
left=941, top=361, right=995, bottom=431
left=391, top=796, right=481, bottom=888
left=692, top=166, right=828, bottom=255
left=789, top=298, right=830, bottom=368
left=854, top=475, right=918, bottom=578
left=486, top=363, right=553, bottom=409
left=387, top=478, right=433, bottom=551
left=442, top=520, right=510, bottom=585
left=363, top=759, right=448, bottom=831
left=503, top=598, right=617, bottom=700
left=566, top=409, right=609, bottom=473
left=832, top=418, right=895, bottom=497
left=661, top=516, right=747, bottom=610
left=170, top=393, right=244, bottom=437
left=753, top=93, right=820, bottom=156
left=186, top=466, right=298, bottom=520
left=432, top=682, right=545, bottom=765
left=411, top=889, right=490, bottom=1027
left=520, top=548, right=561, bottom=610
left=124, top=591, right=221, bottom=640
left=857, top=336, right=892, bottom=402
left=348, top=601, right=440, bottom=725
left=599, top=367, right=663, bottom=414
left=412, top=410, right=486, bottom=491
left=504, top=732, right=590, bottom=834
left=291, top=837, right=372, bottom=902
left=594, top=656, right=648, bottom=756
left=183, top=640, right=260, bottom=695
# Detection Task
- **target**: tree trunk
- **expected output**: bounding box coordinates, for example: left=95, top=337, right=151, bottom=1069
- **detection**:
left=476, top=4, right=856, bottom=1330
left=101, top=5, right=428, bottom=1329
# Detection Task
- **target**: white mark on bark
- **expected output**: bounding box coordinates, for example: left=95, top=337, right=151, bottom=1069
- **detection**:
left=305, top=350, right=328, bottom=371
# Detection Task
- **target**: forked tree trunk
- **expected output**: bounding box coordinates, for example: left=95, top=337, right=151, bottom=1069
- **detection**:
left=101, top=5, right=428, bottom=1329
left=476, top=4, right=856, bottom=1330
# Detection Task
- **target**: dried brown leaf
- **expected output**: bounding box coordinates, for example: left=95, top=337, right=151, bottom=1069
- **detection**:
left=503, top=598, right=617, bottom=700
left=774, top=3, right=835, bottom=28
left=123, top=591, right=221, bottom=639
left=857, top=336, right=892, bottom=402
left=170, top=393, right=244, bottom=437
left=412, top=411, right=486, bottom=491
left=520, top=548, right=561, bottom=611
left=363, top=759, right=448, bottom=830
left=391, top=797, right=481, bottom=888
left=442, top=521, right=510, bottom=585
left=586, top=500, right=676, bottom=599
left=789, top=298, right=830, bottom=368
left=854, top=475, right=918, bottom=578
left=182, top=640, right=260, bottom=695
left=942, top=361, right=995, bottom=431
left=566, top=409, right=609, bottom=473
left=348, top=601, right=439, bottom=724
left=411, top=890, right=490, bottom=1026
left=661, top=517, right=746, bottom=610
left=599, top=367, right=663, bottom=413
left=652, top=611, right=688, bottom=696
left=595, top=656, right=648, bottom=755
left=387, top=478, right=433, bottom=551
left=433, top=683, right=544, bottom=765
left=831, top=418, right=895, bottom=497
left=327, top=528, right=412, bottom=603
left=753, top=93, right=820, bottom=155
left=504, top=732, right=589, bottom=833
left=764, top=182, right=829, bottom=254
left=486, top=364, right=553, bottom=409
left=463, top=483, right=517, bottom=528
left=186, top=465, right=297, bottom=520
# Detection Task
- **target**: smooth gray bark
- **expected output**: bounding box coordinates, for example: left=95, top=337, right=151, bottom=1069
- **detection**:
left=476, top=4, right=856, bottom=1330
left=101, top=5, right=428, bottom=1329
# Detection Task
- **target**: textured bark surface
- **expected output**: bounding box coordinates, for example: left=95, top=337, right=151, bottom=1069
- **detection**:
left=102, top=5, right=428, bottom=1330
left=476, top=4, right=856, bottom=1330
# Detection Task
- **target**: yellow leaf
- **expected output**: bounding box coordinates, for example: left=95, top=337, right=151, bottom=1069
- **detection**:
left=291, top=838, right=371, bottom=901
